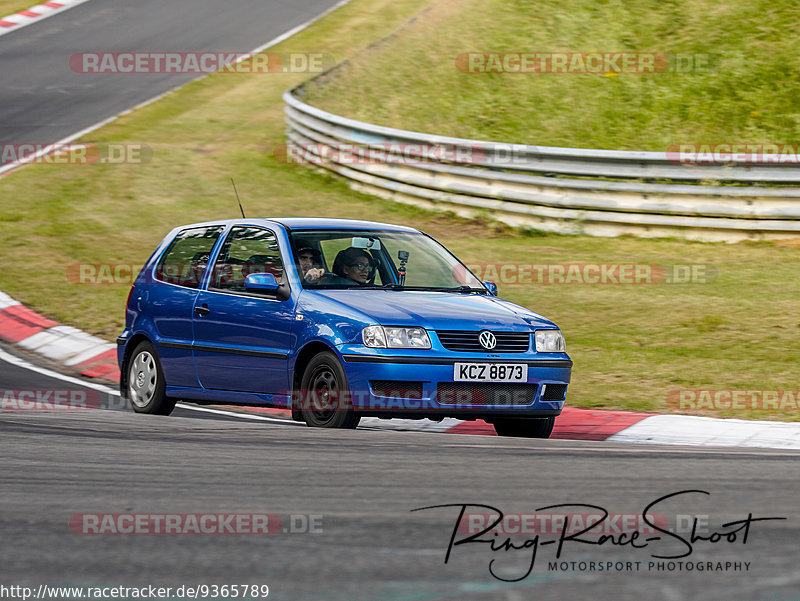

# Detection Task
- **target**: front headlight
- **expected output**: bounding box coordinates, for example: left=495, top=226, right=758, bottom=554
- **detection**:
left=362, top=325, right=431, bottom=349
left=535, top=329, right=566, bottom=352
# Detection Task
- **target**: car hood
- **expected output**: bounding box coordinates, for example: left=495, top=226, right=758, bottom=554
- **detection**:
left=311, top=290, right=556, bottom=330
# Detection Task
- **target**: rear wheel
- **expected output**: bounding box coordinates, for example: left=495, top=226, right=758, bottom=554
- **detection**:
left=492, top=417, right=555, bottom=438
left=299, top=352, right=360, bottom=429
left=127, top=341, right=176, bottom=415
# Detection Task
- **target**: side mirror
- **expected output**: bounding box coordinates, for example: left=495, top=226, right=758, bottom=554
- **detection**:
left=244, top=273, right=280, bottom=291
left=483, top=280, right=498, bottom=296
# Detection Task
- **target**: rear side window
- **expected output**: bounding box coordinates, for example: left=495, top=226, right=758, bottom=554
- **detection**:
left=155, top=226, right=224, bottom=288
left=209, top=226, right=284, bottom=294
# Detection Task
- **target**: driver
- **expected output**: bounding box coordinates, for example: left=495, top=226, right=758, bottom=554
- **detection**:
left=295, top=239, right=325, bottom=283
left=330, top=247, right=373, bottom=285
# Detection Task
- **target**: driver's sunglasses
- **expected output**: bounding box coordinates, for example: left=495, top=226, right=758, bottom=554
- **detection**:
left=349, top=261, right=371, bottom=271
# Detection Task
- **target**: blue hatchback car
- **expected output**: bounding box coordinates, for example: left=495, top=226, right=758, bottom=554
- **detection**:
left=117, top=218, right=572, bottom=437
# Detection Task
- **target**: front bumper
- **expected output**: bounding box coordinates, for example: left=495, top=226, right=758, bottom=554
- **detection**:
left=337, top=347, right=571, bottom=419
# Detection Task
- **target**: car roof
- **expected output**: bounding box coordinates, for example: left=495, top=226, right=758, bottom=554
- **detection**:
left=173, top=217, right=421, bottom=233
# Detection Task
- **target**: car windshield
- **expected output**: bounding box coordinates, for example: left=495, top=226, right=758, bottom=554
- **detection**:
left=290, top=229, right=486, bottom=291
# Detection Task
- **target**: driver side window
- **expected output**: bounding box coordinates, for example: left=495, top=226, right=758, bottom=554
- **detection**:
left=209, top=226, right=284, bottom=294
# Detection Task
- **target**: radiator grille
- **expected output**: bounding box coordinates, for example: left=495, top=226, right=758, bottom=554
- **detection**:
left=436, top=330, right=530, bottom=353
left=436, top=382, right=538, bottom=406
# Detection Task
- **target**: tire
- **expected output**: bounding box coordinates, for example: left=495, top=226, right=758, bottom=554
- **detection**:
left=492, top=416, right=555, bottom=438
left=126, top=341, right=176, bottom=415
left=299, top=352, right=360, bottom=429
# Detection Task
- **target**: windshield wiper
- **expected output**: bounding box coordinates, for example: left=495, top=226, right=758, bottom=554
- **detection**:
left=356, top=284, right=405, bottom=290
left=355, top=284, right=486, bottom=293
left=402, top=286, right=486, bottom=293
left=441, top=286, right=486, bottom=293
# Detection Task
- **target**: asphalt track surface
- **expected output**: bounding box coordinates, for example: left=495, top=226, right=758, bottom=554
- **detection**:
left=0, top=0, right=342, bottom=156
left=2, top=2, right=800, bottom=600
left=1, top=342, right=799, bottom=601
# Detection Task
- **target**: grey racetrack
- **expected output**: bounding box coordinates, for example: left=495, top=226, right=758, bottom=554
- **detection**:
left=1, top=404, right=799, bottom=601
left=0, top=0, right=342, bottom=157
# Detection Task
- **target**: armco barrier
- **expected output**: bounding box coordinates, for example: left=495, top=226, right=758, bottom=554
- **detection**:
left=283, top=87, right=800, bottom=241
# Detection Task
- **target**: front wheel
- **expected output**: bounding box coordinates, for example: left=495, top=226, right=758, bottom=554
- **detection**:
left=299, top=352, right=360, bottom=429
left=126, top=341, right=176, bottom=415
left=492, top=417, right=555, bottom=438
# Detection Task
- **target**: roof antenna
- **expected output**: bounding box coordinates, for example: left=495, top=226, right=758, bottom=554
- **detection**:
left=231, top=177, right=246, bottom=218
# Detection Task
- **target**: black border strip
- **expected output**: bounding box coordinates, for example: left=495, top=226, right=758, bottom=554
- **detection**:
left=193, top=344, right=288, bottom=359
left=158, top=341, right=287, bottom=360
left=157, top=341, right=192, bottom=350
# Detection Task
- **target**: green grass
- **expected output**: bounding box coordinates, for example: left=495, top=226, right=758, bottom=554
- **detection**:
left=1, top=0, right=799, bottom=422
left=305, top=0, right=800, bottom=151
left=0, top=1, right=45, bottom=17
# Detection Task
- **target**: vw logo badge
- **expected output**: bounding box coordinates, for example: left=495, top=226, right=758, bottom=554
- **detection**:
left=478, top=330, right=497, bottom=350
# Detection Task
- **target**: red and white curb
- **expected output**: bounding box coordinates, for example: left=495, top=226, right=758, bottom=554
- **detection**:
left=0, top=0, right=93, bottom=37
left=2, top=289, right=799, bottom=449
left=607, top=414, right=800, bottom=449
left=0, top=291, right=119, bottom=380
left=217, top=404, right=659, bottom=442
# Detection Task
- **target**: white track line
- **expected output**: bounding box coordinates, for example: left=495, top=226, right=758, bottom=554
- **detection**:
left=0, top=345, right=457, bottom=431
left=0, top=0, right=353, bottom=177
left=0, top=346, right=299, bottom=425
left=7, top=345, right=799, bottom=449
left=175, top=403, right=303, bottom=425
left=0, top=0, right=94, bottom=39
left=0, top=346, right=119, bottom=395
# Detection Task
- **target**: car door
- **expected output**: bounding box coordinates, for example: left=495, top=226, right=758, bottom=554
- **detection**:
left=192, top=225, right=295, bottom=393
left=148, top=225, right=224, bottom=387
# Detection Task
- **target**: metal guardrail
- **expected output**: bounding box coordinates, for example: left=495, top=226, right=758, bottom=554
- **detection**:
left=283, top=87, right=800, bottom=241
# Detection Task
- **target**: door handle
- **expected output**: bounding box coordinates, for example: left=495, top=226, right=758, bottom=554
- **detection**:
left=194, top=305, right=210, bottom=316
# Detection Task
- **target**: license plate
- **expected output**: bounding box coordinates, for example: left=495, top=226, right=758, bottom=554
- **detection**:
left=453, top=363, right=528, bottom=382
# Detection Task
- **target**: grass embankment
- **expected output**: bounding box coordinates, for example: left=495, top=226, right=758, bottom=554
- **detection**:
left=0, top=0, right=798, bottom=421
left=305, top=0, right=800, bottom=151
left=0, top=1, right=49, bottom=17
